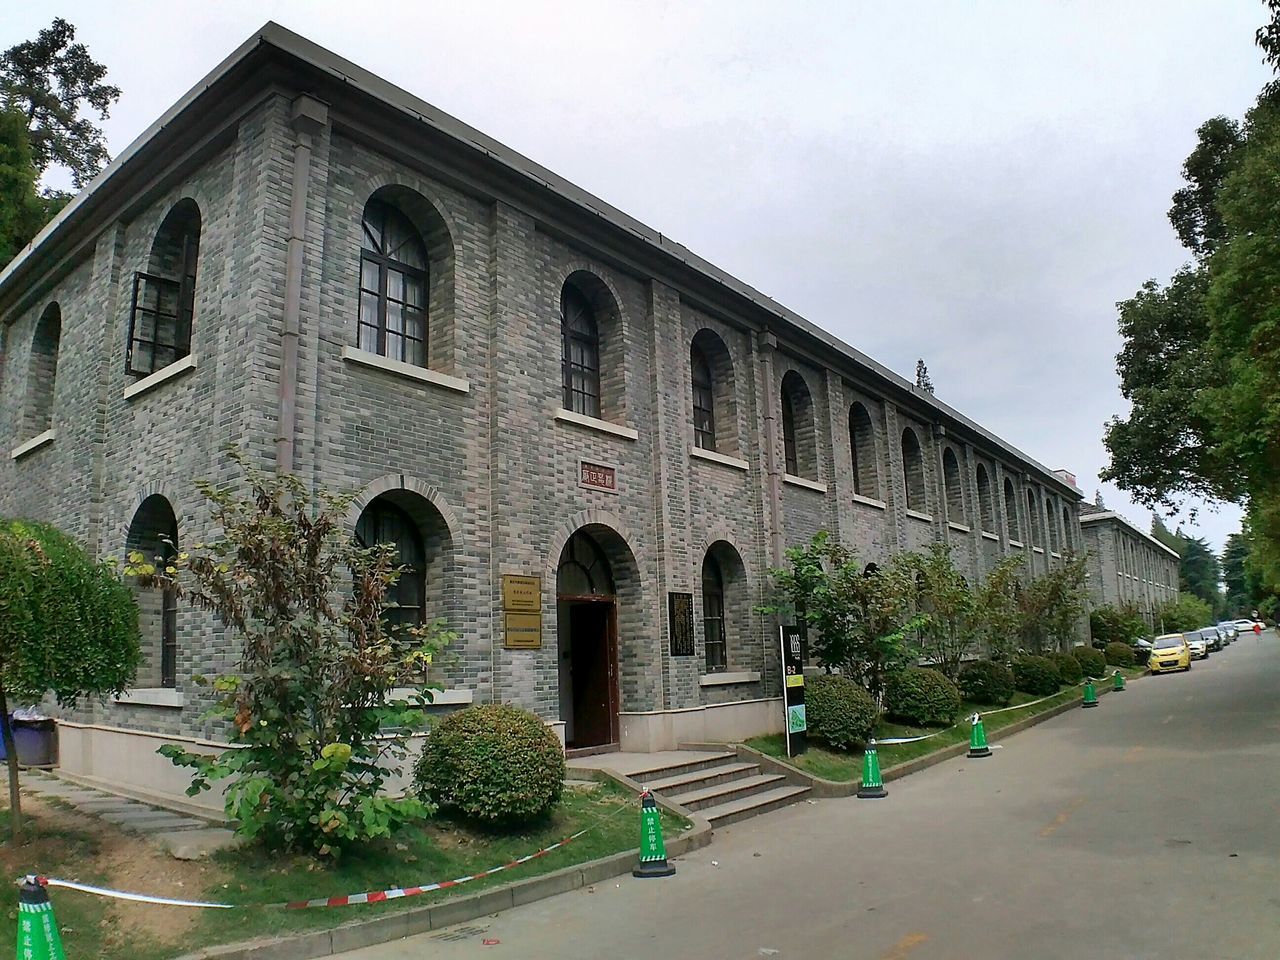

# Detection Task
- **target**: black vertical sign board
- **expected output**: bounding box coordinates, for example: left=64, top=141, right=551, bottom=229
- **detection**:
left=779, top=624, right=807, bottom=757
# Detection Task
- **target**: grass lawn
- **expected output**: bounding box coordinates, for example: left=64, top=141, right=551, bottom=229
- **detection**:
left=1, top=780, right=687, bottom=960
left=748, top=665, right=1147, bottom=782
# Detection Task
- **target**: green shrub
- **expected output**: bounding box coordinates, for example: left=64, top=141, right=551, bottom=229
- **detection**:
left=957, top=660, right=1015, bottom=707
left=1104, top=641, right=1136, bottom=668
left=1012, top=655, right=1061, bottom=696
left=884, top=667, right=961, bottom=727
left=1072, top=646, right=1107, bottom=678
left=415, top=704, right=565, bottom=825
left=1049, top=651, right=1083, bottom=685
left=806, top=674, right=878, bottom=750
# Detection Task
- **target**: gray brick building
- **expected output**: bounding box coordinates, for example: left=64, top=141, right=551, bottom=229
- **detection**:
left=0, top=24, right=1085, bottom=804
left=1079, top=505, right=1180, bottom=624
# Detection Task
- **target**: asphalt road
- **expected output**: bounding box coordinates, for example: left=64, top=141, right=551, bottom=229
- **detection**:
left=338, top=631, right=1280, bottom=960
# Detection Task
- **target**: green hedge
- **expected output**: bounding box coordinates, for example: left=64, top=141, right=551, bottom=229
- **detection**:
left=1049, top=651, right=1083, bottom=685
left=1012, top=655, right=1061, bottom=696
left=414, top=704, right=565, bottom=825
left=1072, top=646, right=1107, bottom=678
left=957, top=660, right=1015, bottom=707
left=1104, top=642, right=1136, bottom=668
left=884, top=667, right=961, bottom=727
left=805, top=674, right=878, bottom=750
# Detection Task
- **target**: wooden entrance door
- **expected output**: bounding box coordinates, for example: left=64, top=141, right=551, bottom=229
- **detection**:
left=567, top=601, right=618, bottom=748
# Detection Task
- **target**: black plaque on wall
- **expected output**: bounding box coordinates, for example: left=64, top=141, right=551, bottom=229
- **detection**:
left=668, top=592, right=695, bottom=656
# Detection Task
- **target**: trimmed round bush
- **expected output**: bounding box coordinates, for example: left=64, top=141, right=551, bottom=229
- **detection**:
left=1072, top=645, right=1107, bottom=678
left=1012, top=655, right=1061, bottom=696
left=414, top=704, right=565, bottom=825
left=884, top=667, right=961, bottom=727
left=1104, top=641, right=1136, bottom=668
left=957, top=660, right=1015, bottom=707
left=806, top=674, right=878, bottom=750
left=1050, top=651, right=1083, bottom=685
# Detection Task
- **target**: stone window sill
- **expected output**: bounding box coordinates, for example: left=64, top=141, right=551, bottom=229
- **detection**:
left=342, top=346, right=469, bottom=394
left=1009, top=539, right=1024, bottom=548
left=948, top=521, right=971, bottom=533
left=389, top=687, right=473, bottom=705
left=852, top=493, right=886, bottom=509
left=10, top=428, right=56, bottom=461
left=114, top=688, right=184, bottom=708
left=1032, top=547, right=1045, bottom=554
left=699, top=671, right=762, bottom=687
left=783, top=473, right=827, bottom=493
left=1051, top=552, right=1062, bottom=559
left=554, top=408, right=638, bottom=441
left=124, top=355, right=197, bottom=401
left=689, top=445, right=749, bottom=471
left=981, top=530, right=1000, bottom=541
left=906, top=509, right=933, bottom=522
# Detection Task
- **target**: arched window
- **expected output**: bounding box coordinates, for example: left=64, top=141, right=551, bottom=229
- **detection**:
left=557, top=529, right=615, bottom=597
left=1047, top=498, right=1061, bottom=553
left=848, top=402, right=878, bottom=498
left=691, top=343, right=716, bottom=450
left=129, top=199, right=200, bottom=377
left=976, top=464, right=995, bottom=533
left=1062, top=505, right=1073, bottom=551
left=1004, top=477, right=1021, bottom=542
left=356, top=498, right=426, bottom=631
left=1026, top=488, right=1041, bottom=547
left=127, top=495, right=179, bottom=688
left=943, top=447, right=964, bottom=524
left=781, top=371, right=817, bottom=479
left=359, top=197, right=428, bottom=366
left=702, top=554, right=726, bottom=672
left=561, top=282, right=601, bottom=419
left=26, top=303, right=60, bottom=437
left=901, top=427, right=926, bottom=512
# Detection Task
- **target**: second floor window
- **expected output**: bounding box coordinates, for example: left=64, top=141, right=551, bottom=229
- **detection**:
left=561, top=282, right=601, bottom=418
left=359, top=198, right=428, bottom=366
left=128, top=199, right=200, bottom=377
left=691, top=344, right=716, bottom=450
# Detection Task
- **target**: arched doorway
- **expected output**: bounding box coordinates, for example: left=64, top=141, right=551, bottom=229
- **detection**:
left=557, top=529, right=620, bottom=749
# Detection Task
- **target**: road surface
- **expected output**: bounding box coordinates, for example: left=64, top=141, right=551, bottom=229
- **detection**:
left=337, top=631, right=1280, bottom=960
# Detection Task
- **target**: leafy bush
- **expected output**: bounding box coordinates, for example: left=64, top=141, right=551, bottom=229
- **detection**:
left=1072, top=645, right=1107, bottom=678
left=1104, top=641, right=1136, bottom=668
left=805, top=674, right=878, bottom=750
left=884, top=667, right=961, bottom=727
left=1049, top=651, right=1083, bottom=685
left=957, top=660, right=1015, bottom=707
left=1090, top=604, right=1148, bottom=647
left=415, top=704, right=565, bottom=825
left=1012, top=655, right=1061, bottom=696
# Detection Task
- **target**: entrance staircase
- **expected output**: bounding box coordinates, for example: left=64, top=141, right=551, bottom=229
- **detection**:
left=630, top=750, right=811, bottom=827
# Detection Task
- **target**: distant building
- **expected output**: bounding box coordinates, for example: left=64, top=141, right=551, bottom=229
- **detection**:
left=1079, top=505, right=1180, bottom=624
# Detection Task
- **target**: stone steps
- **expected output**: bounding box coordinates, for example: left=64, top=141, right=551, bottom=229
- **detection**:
left=640, top=752, right=811, bottom=826
left=670, top=773, right=789, bottom=812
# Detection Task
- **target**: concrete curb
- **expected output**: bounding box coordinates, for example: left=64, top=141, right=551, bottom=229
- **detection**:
left=174, top=773, right=711, bottom=960
left=733, top=669, right=1148, bottom=797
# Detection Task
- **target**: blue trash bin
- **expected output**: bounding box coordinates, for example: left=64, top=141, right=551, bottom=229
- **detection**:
left=0, top=717, right=56, bottom=767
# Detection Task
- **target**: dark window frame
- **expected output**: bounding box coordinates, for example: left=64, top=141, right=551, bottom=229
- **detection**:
left=782, top=391, right=798, bottom=475
left=691, top=344, right=716, bottom=450
left=561, top=283, right=602, bottom=418
left=358, top=198, right=429, bottom=366
left=126, top=217, right=198, bottom=378
left=355, top=499, right=427, bottom=632
left=703, top=556, right=727, bottom=672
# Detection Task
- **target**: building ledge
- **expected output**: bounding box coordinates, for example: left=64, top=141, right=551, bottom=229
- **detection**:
left=852, top=493, right=886, bottom=509
left=981, top=530, right=1000, bottom=541
left=342, top=346, right=469, bottom=393
left=123, top=354, right=197, bottom=401
left=948, top=521, right=971, bottom=533
left=1009, top=539, right=1024, bottom=548
left=114, top=688, right=184, bottom=708
left=1032, top=546, right=1045, bottom=554
left=906, top=509, right=933, bottom=522
left=554, top=408, right=638, bottom=441
left=390, top=687, right=473, bottom=705
left=699, top=671, right=762, bottom=687
left=689, top=445, right=749, bottom=471
left=10, top=428, right=56, bottom=461
left=783, top=473, right=827, bottom=493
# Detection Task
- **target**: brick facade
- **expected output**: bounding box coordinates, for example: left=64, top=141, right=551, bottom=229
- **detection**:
left=1079, top=508, right=1180, bottom=623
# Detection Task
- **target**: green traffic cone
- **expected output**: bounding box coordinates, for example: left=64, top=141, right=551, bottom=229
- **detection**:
left=967, top=712, right=992, bottom=758
left=857, top=739, right=888, bottom=798
left=632, top=790, right=676, bottom=878
left=1082, top=679, right=1099, bottom=708
left=1112, top=670, right=1125, bottom=692
left=15, top=876, right=67, bottom=960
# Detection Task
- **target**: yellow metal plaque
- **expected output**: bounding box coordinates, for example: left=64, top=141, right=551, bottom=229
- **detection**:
left=504, top=611, right=543, bottom=649
left=785, top=673, right=805, bottom=688
left=501, top=575, right=542, bottom=612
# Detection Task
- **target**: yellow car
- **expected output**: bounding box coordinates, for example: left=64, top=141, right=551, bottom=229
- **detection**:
left=1149, top=633, right=1192, bottom=673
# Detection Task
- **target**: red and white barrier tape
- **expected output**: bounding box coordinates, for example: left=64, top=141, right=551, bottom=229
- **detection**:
left=35, top=827, right=590, bottom=911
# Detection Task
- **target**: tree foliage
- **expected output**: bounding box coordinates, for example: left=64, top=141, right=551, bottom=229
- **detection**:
left=0, top=106, right=46, bottom=268
left=1015, top=554, right=1089, bottom=654
left=131, top=452, right=454, bottom=856
left=0, top=520, right=140, bottom=834
left=1089, top=603, right=1149, bottom=645
left=0, top=18, right=120, bottom=189
left=905, top=543, right=979, bottom=679
left=1153, top=592, right=1215, bottom=633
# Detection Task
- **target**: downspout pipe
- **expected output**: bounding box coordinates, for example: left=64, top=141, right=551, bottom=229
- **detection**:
left=277, top=94, right=329, bottom=474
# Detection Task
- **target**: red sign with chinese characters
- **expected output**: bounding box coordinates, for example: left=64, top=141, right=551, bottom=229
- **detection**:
left=580, top=461, right=616, bottom=492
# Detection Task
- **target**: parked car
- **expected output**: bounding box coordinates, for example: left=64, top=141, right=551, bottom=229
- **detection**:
left=1218, top=621, right=1238, bottom=642
left=1150, top=634, right=1192, bottom=673
left=1200, top=627, right=1222, bottom=652
left=1233, top=618, right=1261, bottom=636
left=1131, top=637, right=1153, bottom=665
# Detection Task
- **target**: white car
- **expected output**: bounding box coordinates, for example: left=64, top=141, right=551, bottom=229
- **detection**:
left=1233, top=618, right=1264, bottom=637
left=1185, top=635, right=1208, bottom=660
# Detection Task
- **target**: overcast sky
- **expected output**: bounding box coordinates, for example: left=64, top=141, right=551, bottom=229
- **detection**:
left=7, top=1, right=1268, bottom=552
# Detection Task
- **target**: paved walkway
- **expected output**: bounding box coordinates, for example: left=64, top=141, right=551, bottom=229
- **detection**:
left=336, top=632, right=1280, bottom=960
left=20, top=769, right=238, bottom=860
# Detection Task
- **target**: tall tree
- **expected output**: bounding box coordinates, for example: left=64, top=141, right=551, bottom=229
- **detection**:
left=0, top=18, right=119, bottom=189
left=1222, top=531, right=1251, bottom=614
left=0, top=106, right=45, bottom=267
left=914, top=359, right=934, bottom=394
